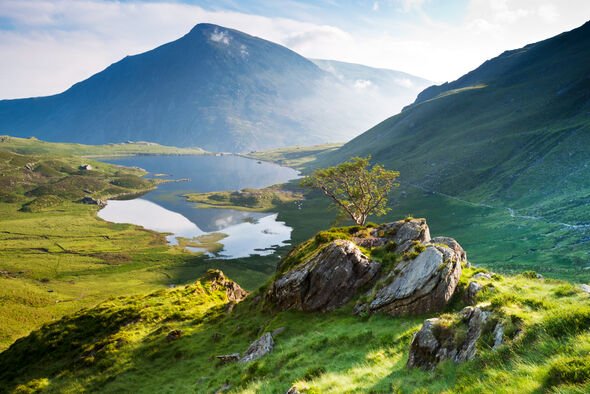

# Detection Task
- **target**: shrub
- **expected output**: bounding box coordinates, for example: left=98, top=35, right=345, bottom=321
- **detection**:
left=546, top=355, right=590, bottom=387
left=553, top=284, right=577, bottom=298
left=303, top=366, right=327, bottom=380
left=542, top=305, right=590, bottom=338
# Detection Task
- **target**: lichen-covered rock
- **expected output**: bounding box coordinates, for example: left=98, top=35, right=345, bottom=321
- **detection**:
left=465, top=281, right=483, bottom=305
left=355, top=243, right=462, bottom=316
left=268, top=240, right=381, bottom=312
left=407, top=306, right=491, bottom=370
left=240, top=332, right=274, bottom=363
left=431, top=236, right=467, bottom=262
left=204, top=269, right=248, bottom=303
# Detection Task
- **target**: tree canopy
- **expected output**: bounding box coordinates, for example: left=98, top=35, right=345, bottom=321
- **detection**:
left=302, top=156, right=399, bottom=225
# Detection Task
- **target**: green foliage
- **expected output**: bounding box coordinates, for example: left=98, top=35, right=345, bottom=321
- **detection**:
left=302, top=156, right=399, bottom=225
left=546, top=355, right=590, bottom=387
left=185, top=185, right=302, bottom=212
left=3, top=266, right=590, bottom=393
left=542, top=305, right=590, bottom=338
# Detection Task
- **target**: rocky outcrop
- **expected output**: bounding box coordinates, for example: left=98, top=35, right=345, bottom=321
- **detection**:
left=268, top=218, right=466, bottom=317
left=355, top=243, right=463, bottom=316
left=204, top=269, right=248, bottom=303
left=354, top=218, right=431, bottom=252
left=268, top=240, right=381, bottom=312
left=408, top=306, right=493, bottom=370
left=240, top=332, right=274, bottom=363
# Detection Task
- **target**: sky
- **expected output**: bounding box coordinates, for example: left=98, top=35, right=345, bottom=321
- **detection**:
left=0, top=0, right=589, bottom=99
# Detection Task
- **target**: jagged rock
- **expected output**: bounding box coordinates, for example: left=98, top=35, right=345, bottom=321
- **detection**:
left=407, top=306, right=491, bottom=370
left=286, top=387, right=301, bottom=394
left=356, top=244, right=462, bottom=316
left=166, top=329, right=183, bottom=341
left=216, top=353, right=240, bottom=364
left=580, top=284, right=590, bottom=294
left=472, top=272, right=492, bottom=280
left=380, top=218, right=431, bottom=253
left=465, top=281, right=483, bottom=305
left=205, top=269, right=248, bottom=303
left=268, top=240, right=381, bottom=312
left=354, top=218, right=430, bottom=251
left=240, top=332, right=274, bottom=363
left=431, top=237, right=467, bottom=262
left=80, top=196, right=106, bottom=207
left=492, top=322, right=504, bottom=349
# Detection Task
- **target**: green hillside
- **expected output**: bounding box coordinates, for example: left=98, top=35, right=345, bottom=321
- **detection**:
left=1, top=238, right=590, bottom=393
left=318, top=21, right=590, bottom=280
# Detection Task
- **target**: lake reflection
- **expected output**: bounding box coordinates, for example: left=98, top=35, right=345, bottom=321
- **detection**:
left=98, top=155, right=299, bottom=258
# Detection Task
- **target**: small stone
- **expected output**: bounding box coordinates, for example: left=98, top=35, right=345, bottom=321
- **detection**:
left=492, top=322, right=504, bottom=349
left=580, top=284, right=590, bottom=294
left=166, top=329, right=183, bottom=341
left=286, top=387, right=301, bottom=394
left=240, top=332, right=274, bottom=363
left=271, top=326, right=286, bottom=337
left=472, top=272, right=492, bottom=280
left=216, top=353, right=240, bottom=364
left=465, top=281, right=483, bottom=305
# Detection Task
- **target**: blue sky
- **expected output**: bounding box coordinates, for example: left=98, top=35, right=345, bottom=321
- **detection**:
left=0, top=0, right=589, bottom=98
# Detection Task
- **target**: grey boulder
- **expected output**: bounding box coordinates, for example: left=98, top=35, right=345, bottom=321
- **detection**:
left=407, top=306, right=491, bottom=370
left=356, top=244, right=462, bottom=316
left=268, top=240, right=381, bottom=312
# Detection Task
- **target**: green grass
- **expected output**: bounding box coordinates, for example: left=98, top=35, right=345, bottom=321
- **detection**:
left=0, top=136, right=207, bottom=157
left=1, top=260, right=590, bottom=393
left=242, top=143, right=342, bottom=170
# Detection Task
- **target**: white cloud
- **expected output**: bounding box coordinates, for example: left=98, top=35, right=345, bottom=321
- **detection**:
left=394, top=78, right=414, bottom=88
left=354, top=79, right=373, bottom=89
left=0, top=0, right=589, bottom=98
left=210, top=28, right=231, bottom=45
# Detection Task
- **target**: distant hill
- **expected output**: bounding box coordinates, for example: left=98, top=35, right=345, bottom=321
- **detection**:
left=0, top=24, right=429, bottom=152
left=311, top=58, right=431, bottom=114
left=322, top=21, right=590, bottom=225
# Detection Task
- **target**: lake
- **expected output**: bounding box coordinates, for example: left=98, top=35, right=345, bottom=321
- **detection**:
left=97, top=155, right=299, bottom=258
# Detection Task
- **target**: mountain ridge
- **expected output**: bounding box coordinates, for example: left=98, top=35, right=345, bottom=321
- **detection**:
left=0, top=23, right=430, bottom=152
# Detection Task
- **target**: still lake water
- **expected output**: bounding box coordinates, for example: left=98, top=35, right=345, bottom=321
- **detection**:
left=97, top=155, right=299, bottom=258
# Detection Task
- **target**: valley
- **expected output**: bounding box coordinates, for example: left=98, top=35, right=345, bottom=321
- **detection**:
left=1, top=10, right=590, bottom=393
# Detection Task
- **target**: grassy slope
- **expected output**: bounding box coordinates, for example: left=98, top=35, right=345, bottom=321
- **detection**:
left=242, top=144, right=342, bottom=170
left=299, top=22, right=590, bottom=281
left=0, top=136, right=206, bottom=157
left=0, top=139, right=332, bottom=351
left=0, top=141, right=233, bottom=351
left=1, top=239, right=590, bottom=393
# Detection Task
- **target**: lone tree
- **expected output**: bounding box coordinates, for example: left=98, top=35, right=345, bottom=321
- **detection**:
left=302, top=156, right=399, bottom=226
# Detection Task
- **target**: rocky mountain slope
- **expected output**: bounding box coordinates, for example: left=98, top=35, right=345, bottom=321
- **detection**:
left=0, top=24, right=428, bottom=152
